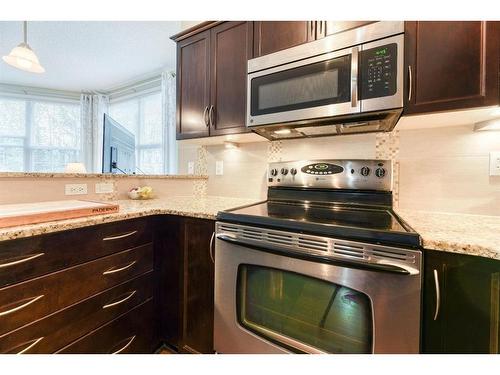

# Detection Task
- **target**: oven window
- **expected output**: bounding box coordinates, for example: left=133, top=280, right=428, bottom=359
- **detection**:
left=250, top=55, right=351, bottom=116
left=237, top=264, right=373, bottom=353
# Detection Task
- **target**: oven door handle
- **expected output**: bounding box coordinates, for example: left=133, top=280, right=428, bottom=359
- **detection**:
left=216, top=234, right=418, bottom=276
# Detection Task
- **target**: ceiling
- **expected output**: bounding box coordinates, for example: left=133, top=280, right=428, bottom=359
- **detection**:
left=0, top=21, right=181, bottom=92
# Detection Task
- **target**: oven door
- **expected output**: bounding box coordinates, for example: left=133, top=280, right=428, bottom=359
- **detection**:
left=247, top=46, right=361, bottom=127
left=214, top=224, right=421, bottom=354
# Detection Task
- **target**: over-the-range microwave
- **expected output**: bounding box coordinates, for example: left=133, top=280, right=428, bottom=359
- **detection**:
left=246, top=21, right=405, bottom=140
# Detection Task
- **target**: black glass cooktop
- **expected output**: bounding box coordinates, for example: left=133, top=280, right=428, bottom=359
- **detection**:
left=217, top=200, right=421, bottom=248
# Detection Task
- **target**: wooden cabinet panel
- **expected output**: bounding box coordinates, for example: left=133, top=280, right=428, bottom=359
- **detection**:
left=0, top=272, right=153, bottom=354
left=176, top=30, right=211, bottom=139
left=0, top=217, right=152, bottom=289
left=0, top=243, right=153, bottom=335
left=179, top=218, right=215, bottom=354
left=423, top=250, right=500, bottom=353
left=209, top=21, right=252, bottom=136
left=405, top=21, right=500, bottom=114
left=253, top=21, right=315, bottom=57
left=58, top=299, right=154, bottom=354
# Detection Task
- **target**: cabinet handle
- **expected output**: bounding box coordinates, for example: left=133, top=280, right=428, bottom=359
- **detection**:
left=490, top=272, right=499, bottom=353
left=208, top=105, right=215, bottom=127
left=433, top=269, right=441, bottom=321
left=309, top=21, right=314, bottom=39
left=209, top=232, right=215, bottom=264
left=102, top=230, right=138, bottom=241
left=407, top=65, right=413, bottom=102
left=0, top=294, right=44, bottom=317
left=319, top=21, right=323, bottom=35
left=102, top=261, right=137, bottom=275
left=16, top=337, right=44, bottom=354
left=112, top=336, right=136, bottom=354
left=203, top=106, right=209, bottom=127
left=0, top=252, right=44, bottom=269
left=102, top=290, right=137, bottom=309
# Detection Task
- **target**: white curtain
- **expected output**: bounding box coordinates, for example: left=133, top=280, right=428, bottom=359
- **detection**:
left=161, top=71, right=177, bottom=174
left=80, top=93, right=109, bottom=173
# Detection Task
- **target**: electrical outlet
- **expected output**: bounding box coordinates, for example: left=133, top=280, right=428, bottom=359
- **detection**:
left=95, top=182, right=114, bottom=194
left=216, top=160, right=224, bottom=175
left=187, top=161, right=195, bottom=175
left=490, top=152, right=500, bottom=176
left=65, top=184, right=88, bottom=195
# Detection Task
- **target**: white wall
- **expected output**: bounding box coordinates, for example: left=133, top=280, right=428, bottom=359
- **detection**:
left=177, top=123, right=500, bottom=216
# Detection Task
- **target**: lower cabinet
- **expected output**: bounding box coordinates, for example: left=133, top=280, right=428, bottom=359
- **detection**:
left=158, top=216, right=215, bottom=353
left=423, top=250, right=500, bottom=353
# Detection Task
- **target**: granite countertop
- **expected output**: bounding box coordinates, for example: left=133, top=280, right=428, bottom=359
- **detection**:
left=0, top=196, right=259, bottom=242
left=396, top=209, right=500, bottom=261
left=0, top=172, right=208, bottom=179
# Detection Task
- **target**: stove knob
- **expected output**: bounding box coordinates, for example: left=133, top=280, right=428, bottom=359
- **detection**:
left=281, top=168, right=289, bottom=175
left=375, top=168, right=386, bottom=178
left=360, top=166, right=371, bottom=177
left=290, top=168, right=297, bottom=175
left=270, top=168, right=278, bottom=176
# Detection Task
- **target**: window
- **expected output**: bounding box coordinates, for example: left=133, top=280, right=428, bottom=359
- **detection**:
left=109, top=92, right=163, bottom=174
left=0, top=97, right=81, bottom=172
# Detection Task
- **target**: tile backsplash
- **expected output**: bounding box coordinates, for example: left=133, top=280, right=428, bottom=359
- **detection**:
left=178, top=123, right=500, bottom=216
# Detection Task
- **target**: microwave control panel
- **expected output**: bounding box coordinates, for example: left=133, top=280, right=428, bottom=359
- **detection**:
left=360, top=43, right=397, bottom=99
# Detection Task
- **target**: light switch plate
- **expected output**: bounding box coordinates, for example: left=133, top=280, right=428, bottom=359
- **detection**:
left=95, top=182, right=114, bottom=194
left=65, top=184, right=88, bottom=195
left=216, top=160, right=224, bottom=175
left=187, top=161, right=195, bottom=175
left=490, top=152, right=500, bottom=176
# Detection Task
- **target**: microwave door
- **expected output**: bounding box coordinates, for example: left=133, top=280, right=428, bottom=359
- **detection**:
left=247, top=46, right=361, bottom=127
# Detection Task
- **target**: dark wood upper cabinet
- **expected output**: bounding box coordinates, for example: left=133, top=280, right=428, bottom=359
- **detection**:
left=175, top=22, right=250, bottom=139
left=423, top=250, right=500, bottom=353
left=176, top=30, right=211, bottom=139
left=209, top=21, right=252, bottom=136
left=404, top=21, right=500, bottom=115
left=253, top=21, right=315, bottom=57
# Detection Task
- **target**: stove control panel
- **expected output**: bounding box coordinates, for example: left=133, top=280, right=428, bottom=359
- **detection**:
left=268, top=159, right=392, bottom=191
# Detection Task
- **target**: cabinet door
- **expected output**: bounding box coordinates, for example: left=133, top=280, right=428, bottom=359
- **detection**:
left=253, top=21, right=315, bottom=57
left=176, top=30, right=211, bottom=139
left=179, top=218, right=215, bottom=354
left=209, top=21, right=252, bottom=136
left=404, top=21, right=500, bottom=115
left=423, top=250, right=500, bottom=353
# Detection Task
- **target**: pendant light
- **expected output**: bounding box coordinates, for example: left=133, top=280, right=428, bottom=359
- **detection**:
left=2, top=21, right=45, bottom=73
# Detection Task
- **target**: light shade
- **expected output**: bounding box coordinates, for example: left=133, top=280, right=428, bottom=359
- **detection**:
left=2, top=42, right=45, bottom=74
left=474, top=118, right=500, bottom=132
left=64, top=163, right=87, bottom=174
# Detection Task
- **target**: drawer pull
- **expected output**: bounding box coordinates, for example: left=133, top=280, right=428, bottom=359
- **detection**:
left=112, top=335, right=136, bottom=354
left=102, top=261, right=137, bottom=275
left=103, top=231, right=138, bottom=241
left=102, top=290, right=137, bottom=309
left=0, top=294, right=44, bottom=317
left=16, top=337, right=44, bottom=354
left=0, top=253, right=44, bottom=269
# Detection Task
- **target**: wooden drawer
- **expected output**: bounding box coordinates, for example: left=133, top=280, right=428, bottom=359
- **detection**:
left=0, top=272, right=153, bottom=354
left=0, top=243, right=153, bottom=335
left=0, top=217, right=152, bottom=289
left=58, top=299, right=154, bottom=354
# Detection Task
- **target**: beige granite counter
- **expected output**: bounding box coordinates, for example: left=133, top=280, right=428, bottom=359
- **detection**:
left=0, top=196, right=260, bottom=242
left=396, top=209, right=500, bottom=261
left=0, top=172, right=207, bottom=179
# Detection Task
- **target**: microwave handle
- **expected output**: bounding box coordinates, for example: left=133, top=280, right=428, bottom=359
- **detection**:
left=351, top=46, right=359, bottom=108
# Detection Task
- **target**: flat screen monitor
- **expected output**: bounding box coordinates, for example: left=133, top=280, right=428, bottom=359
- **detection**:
left=102, top=114, right=135, bottom=174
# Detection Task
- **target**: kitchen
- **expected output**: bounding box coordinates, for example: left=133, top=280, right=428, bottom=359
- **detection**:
left=0, top=1, right=499, bottom=373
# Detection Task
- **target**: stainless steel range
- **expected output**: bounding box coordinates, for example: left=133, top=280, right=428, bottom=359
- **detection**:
left=214, top=159, right=422, bottom=354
